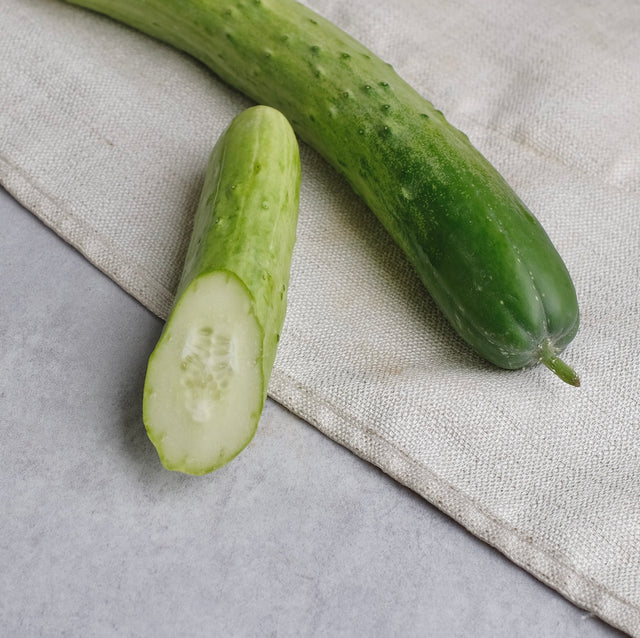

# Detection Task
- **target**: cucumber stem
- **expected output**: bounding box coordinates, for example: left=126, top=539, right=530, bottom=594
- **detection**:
left=539, top=339, right=580, bottom=387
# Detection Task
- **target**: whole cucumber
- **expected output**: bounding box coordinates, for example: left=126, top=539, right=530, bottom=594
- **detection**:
left=143, top=105, right=300, bottom=474
left=67, top=0, right=580, bottom=385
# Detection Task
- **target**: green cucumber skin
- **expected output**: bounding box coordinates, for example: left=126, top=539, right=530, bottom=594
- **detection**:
left=177, top=104, right=300, bottom=390
left=67, top=0, right=579, bottom=374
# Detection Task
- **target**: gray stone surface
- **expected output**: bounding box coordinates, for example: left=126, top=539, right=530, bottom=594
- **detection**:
left=0, top=186, right=625, bottom=636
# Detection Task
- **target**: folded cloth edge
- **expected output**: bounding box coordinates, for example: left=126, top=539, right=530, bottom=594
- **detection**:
left=0, top=154, right=175, bottom=320
left=269, top=366, right=640, bottom=637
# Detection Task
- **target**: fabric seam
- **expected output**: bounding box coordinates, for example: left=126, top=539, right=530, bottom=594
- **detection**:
left=269, top=367, right=640, bottom=621
left=0, top=152, right=174, bottom=319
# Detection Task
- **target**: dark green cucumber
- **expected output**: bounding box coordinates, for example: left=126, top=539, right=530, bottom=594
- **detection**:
left=67, top=0, right=580, bottom=385
left=143, top=105, right=300, bottom=474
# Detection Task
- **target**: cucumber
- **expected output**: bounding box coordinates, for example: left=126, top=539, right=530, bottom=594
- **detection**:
left=143, top=105, right=300, bottom=474
left=67, top=0, right=580, bottom=385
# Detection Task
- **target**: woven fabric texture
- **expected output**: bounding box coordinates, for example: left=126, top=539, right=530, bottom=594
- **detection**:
left=1, top=0, right=639, bottom=634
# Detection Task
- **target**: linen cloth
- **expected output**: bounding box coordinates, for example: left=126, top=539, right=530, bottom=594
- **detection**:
left=1, top=0, right=639, bottom=633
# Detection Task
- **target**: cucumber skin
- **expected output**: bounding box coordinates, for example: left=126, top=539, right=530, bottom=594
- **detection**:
left=67, top=0, right=579, bottom=374
left=175, top=104, right=300, bottom=392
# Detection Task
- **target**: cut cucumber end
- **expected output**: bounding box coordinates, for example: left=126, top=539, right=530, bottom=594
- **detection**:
left=143, top=271, right=264, bottom=475
left=539, top=339, right=580, bottom=387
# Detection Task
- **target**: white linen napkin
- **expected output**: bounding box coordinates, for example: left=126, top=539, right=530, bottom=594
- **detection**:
left=1, top=0, right=638, bottom=633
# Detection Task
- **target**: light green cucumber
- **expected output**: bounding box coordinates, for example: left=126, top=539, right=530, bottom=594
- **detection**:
left=67, top=0, right=580, bottom=385
left=143, top=105, right=300, bottom=474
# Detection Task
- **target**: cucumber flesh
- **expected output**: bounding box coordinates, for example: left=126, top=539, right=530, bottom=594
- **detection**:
left=144, top=272, right=263, bottom=474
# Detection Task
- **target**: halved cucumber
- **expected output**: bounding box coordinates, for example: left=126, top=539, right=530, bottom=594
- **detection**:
left=143, top=105, right=301, bottom=474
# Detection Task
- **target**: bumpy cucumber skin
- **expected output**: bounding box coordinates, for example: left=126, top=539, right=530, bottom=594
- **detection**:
left=144, top=105, right=300, bottom=473
left=176, top=105, right=300, bottom=388
left=67, top=0, right=579, bottom=376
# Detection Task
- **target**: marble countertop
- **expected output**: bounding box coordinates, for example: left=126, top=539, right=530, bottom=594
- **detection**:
left=1, top=186, right=624, bottom=637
